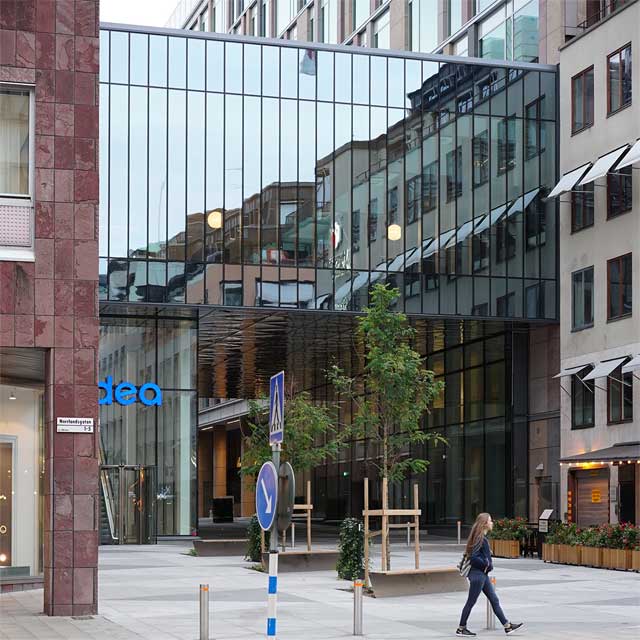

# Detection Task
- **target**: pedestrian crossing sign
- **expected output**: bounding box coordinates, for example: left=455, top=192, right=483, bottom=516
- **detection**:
left=269, top=371, right=284, bottom=445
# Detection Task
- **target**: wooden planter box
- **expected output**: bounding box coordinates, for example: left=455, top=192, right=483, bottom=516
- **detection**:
left=557, top=544, right=581, bottom=565
left=580, top=546, right=602, bottom=568
left=631, top=550, right=640, bottom=572
left=542, top=543, right=556, bottom=562
left=489, top=539, right=495, bottom=554
left=491, top=539, right=520, bottom=559
left=601, top=548, right=631, bottom=570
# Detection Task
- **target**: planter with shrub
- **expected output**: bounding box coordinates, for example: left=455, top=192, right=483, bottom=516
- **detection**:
left=337, top=517, right=365, bottom=581
left=488, top=517, right=528, bottom=558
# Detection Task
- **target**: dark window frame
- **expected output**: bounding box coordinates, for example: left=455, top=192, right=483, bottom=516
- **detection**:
left=472, top=129, right=489, bottom=188
left=607, top=363, right=633, bottom=425
left=571, top=372, right=595, bottom=429
left=497, top=116, right=516, bottom=175
left=571, top=182, right=594, bottom=232
left=571, top=66, right=594, bottom=134
left=607, top=252, right=632, bottom=320
left=572, top=266, right=594, bottom=330
left=406, top=175, right=421, bottom=224
left=607, top=43, right=632, bottom=116
left=607, top=165, right=633, bottom=219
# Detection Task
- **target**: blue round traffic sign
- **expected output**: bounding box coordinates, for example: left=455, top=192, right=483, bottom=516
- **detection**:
left=256, top=461, right=278, bottom=531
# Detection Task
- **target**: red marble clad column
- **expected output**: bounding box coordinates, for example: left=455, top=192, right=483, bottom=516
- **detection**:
left=0, top=0, right=100, bottom=615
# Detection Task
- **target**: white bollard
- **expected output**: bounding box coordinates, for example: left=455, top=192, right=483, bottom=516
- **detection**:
left=353, top=580, right=363, bottom=636
left=199, top=584, right=210, bottom=640
left=291, top=523, right=296, bottom=549
left=486, top=577, right=496, bottom=630
left=406, top=522, right=410, bottom=547
left=457, top=520, right=461, bottom=545
left=267, top=551, right=278, bottom=637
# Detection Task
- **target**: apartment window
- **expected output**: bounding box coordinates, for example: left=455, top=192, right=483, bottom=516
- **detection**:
left=607, top=166, right=632, bottom=218
left=0, top=87, right=31, bottom=197
left=525, top=195, right=546, bottom=248
left=407, top=175, right=421, bottom=224
left=368, top=198, right=378, bottom=244
left=572, top=373, right=594, bottom=429
left=446, top=147, right=462, bottom=201
left=448, top=0, right=463, bottom=36
left=259, top=0, right=267, bottom=36
left=373, top=11, right=390, bottom=49
left=497, top=117, right=516, bottom=174
left=571, top=182, right=594, bottom=232
left=608, top=44, right=632, bottom=115
left=571, top=67, right=594, bottom=133
left=525, top=282, right=544, bottom=318
left=572, top=267, right=594, bottom=330
left=608, top=363, right=633, bottom=424
left=607, top=253, right=632, bottom=319
left=387, top=186, right=398, bottom=224
left=525, top=98, right=545, bottom=159
left=473, top=130, right=489, bottom=187
left=422, top=161, right=438, bottom=212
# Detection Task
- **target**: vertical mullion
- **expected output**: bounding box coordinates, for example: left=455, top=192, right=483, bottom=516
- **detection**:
left=146, top=35, right=151, bottom=302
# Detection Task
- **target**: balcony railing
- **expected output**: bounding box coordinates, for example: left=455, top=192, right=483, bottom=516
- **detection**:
left=577, top=0, right=632, bottom=30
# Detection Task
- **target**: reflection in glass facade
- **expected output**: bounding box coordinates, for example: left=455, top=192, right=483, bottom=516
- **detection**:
left=99, top=29, right=557, bottom=320
left=98, top=28, right=557, bottom=526
left=99, top=317, right=197, bottom=536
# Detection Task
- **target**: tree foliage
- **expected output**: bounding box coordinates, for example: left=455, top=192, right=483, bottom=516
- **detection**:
left=329, top=283, right=445, bottom=482
left=240, top=387, right=352, bottom=477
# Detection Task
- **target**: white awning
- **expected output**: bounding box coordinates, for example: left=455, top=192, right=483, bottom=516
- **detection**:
left=506, top=188, right=540, bottom=219
left=582, top=357, right=627, bottom=381
left=473, top=204, right=508, bottom=235
left=577, top=145, right=630, bottom=186
left=616, top=139, right=640, bottom=170
left=553, top=364, right=590, bottom=379
left=547, top=163, right=591, bottom=199
left=622, top=355, right=640, bottom=374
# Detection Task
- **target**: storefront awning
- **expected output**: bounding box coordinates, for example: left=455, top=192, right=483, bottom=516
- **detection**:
left=581, top=357, right=627, bottom=381
left=577, top=145, right=630, bottom=186
left=560, top=442, right=640, bottom=463
left=553, top=364, right=590, bottom=379
left=547, top=163, right=591, bottom=199
left=616, top=138, right=640, bottom=170
left=622, top=354, right=640, bottom=374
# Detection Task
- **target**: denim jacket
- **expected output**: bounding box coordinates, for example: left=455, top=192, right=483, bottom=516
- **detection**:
left=469, top=536, right=493, bottom=573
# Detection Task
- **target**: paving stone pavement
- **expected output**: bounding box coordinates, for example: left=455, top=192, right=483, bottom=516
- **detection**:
left=1, top=541, right=639, bottom=639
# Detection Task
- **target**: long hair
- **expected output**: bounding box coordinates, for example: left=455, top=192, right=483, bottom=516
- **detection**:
left=465, top=512, right=491, bottom=555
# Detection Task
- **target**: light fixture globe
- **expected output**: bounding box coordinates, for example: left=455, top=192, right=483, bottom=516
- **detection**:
left=207, top=209, right=223, bottom=229
left=388, top=223, right=402, bottom=241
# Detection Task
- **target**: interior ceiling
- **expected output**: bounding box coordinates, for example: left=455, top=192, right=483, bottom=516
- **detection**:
left=0, top=347, right=46, bottom=386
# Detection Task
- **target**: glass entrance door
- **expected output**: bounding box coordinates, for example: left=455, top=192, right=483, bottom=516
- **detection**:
left=100, top=465, right=156, bottom=544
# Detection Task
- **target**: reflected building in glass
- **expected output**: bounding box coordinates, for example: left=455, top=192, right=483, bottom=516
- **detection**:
left=99, top=25, right=558, bottom=534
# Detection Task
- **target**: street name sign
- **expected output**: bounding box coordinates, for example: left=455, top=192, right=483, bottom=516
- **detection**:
left=256, top=461, right=278, bottom=532
left=269, top=371, right=284, bottom=445
left=56, top=417, right=94, bottom=433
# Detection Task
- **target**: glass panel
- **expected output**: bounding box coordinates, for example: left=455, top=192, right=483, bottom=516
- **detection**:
left=148, top=88, right=167, bottom=258
left=464, top=421, right=484, bottom=522
left=187, top=38, right=205, bottom=90
left=244, top=95, right=261, bottom=264
left=0, top=89, right=29, bottom=196
left=262, top=46, right=279, bottom=97
left=110, top=30, right=129, bottom=84
left=168, top=37, right=186, bottom=89
left=244, top=44, right=261, bottom=95
left=206, top=40, right=224, bottom=92
left=335, top=52, right=351, bottom=103
left=187, top=91, right=205, bottom=263
left=167, top=90, right=186, bottom=261
left=317, top=51, right=334, bottom=102
left=149, top=35, right=167, bottom=87
left=129, top=87, right=148, bottom=258
left=225, top=94, right=242, bottom=263
left=109, top=85, right=128, bottom=257
left=225, top=42, right=243, bottom=94
left=130, top=33, right=149, bottom=86
left=353, top=54, right=369, bottom=105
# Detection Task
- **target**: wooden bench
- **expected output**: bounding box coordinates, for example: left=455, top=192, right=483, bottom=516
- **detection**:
left=368, top=567, right=467, bottom=597
left=261, top=549, right=339, bottom=572
left=192, top=539, right=247, bottom=557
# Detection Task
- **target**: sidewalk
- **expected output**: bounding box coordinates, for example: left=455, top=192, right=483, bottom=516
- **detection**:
left=1, top=541, right=639, bottom=639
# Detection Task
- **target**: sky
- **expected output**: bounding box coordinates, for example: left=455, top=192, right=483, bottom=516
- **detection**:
left=100, top=0, right=179, bottom=27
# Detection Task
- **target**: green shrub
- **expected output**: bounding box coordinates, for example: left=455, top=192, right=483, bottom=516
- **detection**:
left=545, top=522, right=578, bottom=545
left=246, top=514, right=270, bottom=562
left=488, top=517, right=529, bottom=541
left=337, top=517, right=365, bottom=580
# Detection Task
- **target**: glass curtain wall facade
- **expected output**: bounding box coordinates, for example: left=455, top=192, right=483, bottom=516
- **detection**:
left=99, top=317, right=197, bottom=536
left=99, top=29, right=557, bottom=320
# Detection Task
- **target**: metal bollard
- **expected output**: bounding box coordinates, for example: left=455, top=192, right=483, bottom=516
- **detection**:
left=353, top=580, right=363, bottom=636
left=485, top=577, right=496, bottom=630
left=406, top=522, right=410, bottom=547
left=199, top=584, right=210, bottom=640
left=291, top=523, right=296, bottom=549
left=457, top=520, right=461, bottom=545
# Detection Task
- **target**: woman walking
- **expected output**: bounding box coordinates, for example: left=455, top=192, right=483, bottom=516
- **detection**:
left=456, top=513, right=524, bottom=636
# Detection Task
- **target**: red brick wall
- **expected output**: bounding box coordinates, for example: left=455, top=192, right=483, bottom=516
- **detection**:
left=0, top=0, right=100, bottom=616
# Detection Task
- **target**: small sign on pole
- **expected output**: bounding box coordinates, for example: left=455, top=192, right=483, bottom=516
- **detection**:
left=56, top=417, right=94, bottom=433
left=256, top=461, right=279, bottom=533
left=538, top=508, right=553, bottom=533
left=269, top=371, right=284, bottom=446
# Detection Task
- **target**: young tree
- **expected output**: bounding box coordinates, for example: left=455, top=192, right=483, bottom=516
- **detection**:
left=329, top=282, right=445, bottom=483
left=240, top=386, right=351, bottom=477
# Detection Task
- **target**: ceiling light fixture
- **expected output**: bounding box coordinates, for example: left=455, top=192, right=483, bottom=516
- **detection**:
left=9, top=390, right=16, bottom=401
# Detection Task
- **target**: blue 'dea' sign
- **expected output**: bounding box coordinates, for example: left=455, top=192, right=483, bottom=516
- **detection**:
left=99, top=376, right=163, bottom=406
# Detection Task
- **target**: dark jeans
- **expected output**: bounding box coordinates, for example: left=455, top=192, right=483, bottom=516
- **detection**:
left=459, top=569, right=508, bottom=627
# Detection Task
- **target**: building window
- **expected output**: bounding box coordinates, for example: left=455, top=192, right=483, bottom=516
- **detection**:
left=472, top=302, right=489, bottom=316
left=473, top=130, right=489, bottom=187
left=373, top=11, right=390, bottom=49
left=571, top=182, right=594, bottom=232
left=368, top=198, right=378, bottom=244
left=607, top=253, right=632, bottom=320
left=423, top=253, right=438, bottom=290
left=608, top=363, right=633, bottom=424
left=259, top=0, right=267, bottom=36
left=352, top=210, right=361, bottom=252
left=607, top=166, right=632, bottom=218
left=572, top=373, right=595, bottom=429
left=497, top=117, right=516, bottom=174
left=496, top=292, right=515, bottom=317
left=446, top=147, right=462, bottom=201
left=448, top=0, right=462, bottom=36
left=0, top=87, right=31, bottom=198
left=572, top=267, right=594, bottom=330
left=422, top=161, right=438, bottom=212
left=525, top=194, right=545, bottom=248
left=571, top=67, right=594, bottom=134
left=525, top=98, right=545, bottom=159
left=407, top=175, right=421, bottom=224
left=608, top=44, right=632, bottom=115
left=472, top=229, right=489, bottom=272
left=526, top=282, right=545, bottom=318
left=496, top=219, right=516, bottom=263
left=387, top=186, right=398, bottom=225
